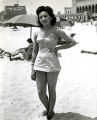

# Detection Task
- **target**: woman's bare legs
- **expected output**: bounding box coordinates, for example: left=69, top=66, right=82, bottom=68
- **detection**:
left=47, top=71, right=59, bottom=119
left=36, top=71, right=59, bottom=119
left=36, top=71, right=49, bottom=113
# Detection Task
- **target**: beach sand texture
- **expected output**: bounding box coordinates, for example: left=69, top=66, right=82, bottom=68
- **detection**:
left=0, top=23, right=97, bottom=120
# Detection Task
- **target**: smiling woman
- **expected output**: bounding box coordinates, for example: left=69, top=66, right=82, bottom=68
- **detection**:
left=36, top=6, right=56, bottom=28
left=31, top=6, right=76, bottom=120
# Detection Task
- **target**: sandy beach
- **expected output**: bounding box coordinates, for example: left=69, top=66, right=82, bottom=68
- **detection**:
left=0, top=23, right=97, bottom=120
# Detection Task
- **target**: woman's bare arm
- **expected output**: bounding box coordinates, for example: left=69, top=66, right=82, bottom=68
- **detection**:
left=56, top=29, right=76, bottom=50
left=32, top=32, right=39, bottom=64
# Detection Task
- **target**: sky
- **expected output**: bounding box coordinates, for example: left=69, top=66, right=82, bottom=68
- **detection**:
left=0, top=0, right=72, bottom=14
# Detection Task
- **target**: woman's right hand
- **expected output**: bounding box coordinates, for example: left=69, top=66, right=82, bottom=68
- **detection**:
left=31, top=68, right=36, bottom=81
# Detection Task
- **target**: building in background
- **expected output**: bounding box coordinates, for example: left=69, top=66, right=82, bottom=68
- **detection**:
left=64, top=7, right=72, bottom=15
left=4, top=4, right=27, bottom=20
left=57, top=0, right=97, bottom=22
left=72, top=0, right=97, bottom=21
left=0, top=3, right=27, bottom=21
left=0, top=11, right=5, bottom=22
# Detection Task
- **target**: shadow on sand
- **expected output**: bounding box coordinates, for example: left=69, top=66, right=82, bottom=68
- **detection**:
left=52, top=112, right=97, bottom=120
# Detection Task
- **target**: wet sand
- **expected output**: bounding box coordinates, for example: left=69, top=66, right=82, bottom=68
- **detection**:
left=0, top=23, right=97, bottom=120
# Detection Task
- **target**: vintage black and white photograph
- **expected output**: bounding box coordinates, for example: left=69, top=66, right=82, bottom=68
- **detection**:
left=0, top=0, right=97, bottom=120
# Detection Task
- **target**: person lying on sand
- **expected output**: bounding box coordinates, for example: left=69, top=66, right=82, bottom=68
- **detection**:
left=9, top=50, right=25, bottom=61
left=81, top=50, right=97, bottom=55
left=9, top=38, right=33, bottom=61
left=0, top=48, right=10, bottom=58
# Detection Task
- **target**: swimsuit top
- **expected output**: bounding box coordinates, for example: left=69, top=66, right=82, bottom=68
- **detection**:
left=36, top=33, right=58, bottom=53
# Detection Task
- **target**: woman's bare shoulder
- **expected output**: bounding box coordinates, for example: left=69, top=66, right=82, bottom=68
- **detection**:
left=34, top=29, right=41, bottom=35
left=54, top=28, right=65, bottom=38
left=33, top=29, right=41, bottom=38
left=56, top=28, right=65, bottom=34
left=51, top=27, right=62, bottom=40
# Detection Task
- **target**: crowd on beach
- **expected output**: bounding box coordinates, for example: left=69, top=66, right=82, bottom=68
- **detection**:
left=0, top=18, right=97, bottom=62
left=0, top=20, right=97, bottom=62
left=0, top=20, right=97, bottom=61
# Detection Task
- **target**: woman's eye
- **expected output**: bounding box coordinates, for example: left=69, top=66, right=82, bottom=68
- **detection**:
left=39, top=17, right=42, bottom=19
left=44, top=15, right=48, bottom=18
left=39, top=15, right=48, bottom=19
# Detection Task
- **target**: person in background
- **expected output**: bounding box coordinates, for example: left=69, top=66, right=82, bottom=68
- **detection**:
left=31, top=6, right=76, bottom=120
left=24, top=38, right=33, bottom=61
left=81, top=49, right=97, bottom=55
left=9, top=38, right=33, bottom=61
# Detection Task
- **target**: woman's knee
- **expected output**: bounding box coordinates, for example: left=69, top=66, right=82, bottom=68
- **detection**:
left=48, top=87, right=56, bottom=94
left=37, top=88, right=46, bottom=99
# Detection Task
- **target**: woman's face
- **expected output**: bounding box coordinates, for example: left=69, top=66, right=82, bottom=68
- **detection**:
left=38, top=11, right=52, bottom=26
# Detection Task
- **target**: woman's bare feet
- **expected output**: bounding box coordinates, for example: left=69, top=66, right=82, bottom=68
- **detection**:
left=42, top=110, right=48, bottom=116
left=47, top=111, right=55, bottom=120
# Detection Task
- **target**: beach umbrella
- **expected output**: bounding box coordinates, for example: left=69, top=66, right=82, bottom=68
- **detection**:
left=3, top=14, right=39, bottom=38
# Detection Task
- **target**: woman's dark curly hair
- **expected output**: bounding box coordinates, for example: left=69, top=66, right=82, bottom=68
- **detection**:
left=36, top=6, right=56, bottom=28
